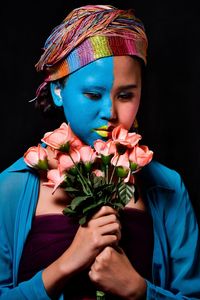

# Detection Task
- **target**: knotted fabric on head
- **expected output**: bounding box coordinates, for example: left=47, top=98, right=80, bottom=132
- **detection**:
left=35, top=5, right=148, bottom=97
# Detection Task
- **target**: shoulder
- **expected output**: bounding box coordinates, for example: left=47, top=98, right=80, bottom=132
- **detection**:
left=0, top=158, right=40, bottom=243
left=139, top=160, right=193, bottom=215
left=0, top=157, right=38, bottom=208
left=139, top=159, right=183, bottom=192
left=140, top=160, right=198, bottom=229
left=0, top=157, right=30, bottom=190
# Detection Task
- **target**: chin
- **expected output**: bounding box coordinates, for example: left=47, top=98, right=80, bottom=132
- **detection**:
left=85, top=134, right=105, bottom=147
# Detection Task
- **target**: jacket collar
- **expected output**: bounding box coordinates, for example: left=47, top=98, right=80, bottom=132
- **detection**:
left=7, top=157, right=33, bottom=172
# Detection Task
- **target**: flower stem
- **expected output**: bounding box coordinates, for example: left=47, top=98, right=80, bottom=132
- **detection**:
left=106, top=164, right=109, bottom=184
left=109, top=155, right=120, bottom=184
left=68, top=153, right=92, bottom=195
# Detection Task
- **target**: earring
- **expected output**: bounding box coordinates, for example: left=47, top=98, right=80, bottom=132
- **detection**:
left=133, top=118, right=139, bottom=129
left=130, top=118, right=139, bottom=132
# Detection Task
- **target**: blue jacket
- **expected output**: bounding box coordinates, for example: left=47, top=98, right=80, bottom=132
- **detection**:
left=0, top=157, right=200, bottom=299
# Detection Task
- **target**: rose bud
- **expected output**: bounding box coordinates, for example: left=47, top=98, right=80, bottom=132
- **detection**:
left=24, top=144, right=48, bottom=170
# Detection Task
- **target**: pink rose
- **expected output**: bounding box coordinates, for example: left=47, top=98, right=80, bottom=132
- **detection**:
left=111, top=151, right=130, bottom=169
left=58, top=149, right=81, bottom=173
left=92, top=169, right=105, bottom=177
left=129, top=145, right=153, bottom=170
left=24, top=144, right=48, bottom=170
left=43, top=169, right=65, bottom=193
left=79, top=146, right=97, bottom=164
left=41, top=122, right=83, bottom=151
left=111, top=152, right=131, bottom=182
left=93, top=140, right=116, bottom=156
left=112, top=125, right=142, bottom=148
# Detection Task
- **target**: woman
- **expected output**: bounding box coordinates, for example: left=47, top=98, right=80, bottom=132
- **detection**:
left=0, top=4, right=200, bottom=299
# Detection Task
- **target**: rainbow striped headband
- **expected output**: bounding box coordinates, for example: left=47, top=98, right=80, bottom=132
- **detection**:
left=44, top=35, right=147, bottom=81
left=35, top=5, right=148, bottom=96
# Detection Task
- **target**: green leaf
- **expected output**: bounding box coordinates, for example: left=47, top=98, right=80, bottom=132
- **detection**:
left=65, top=173, right=76, bottom=183
left=71, top=195, right=91, bottom=210
left=62, top=207, right=77, bottom=215
left=64, top=187, right=79, bottom=192
left=82, top=200, right=104, bottom=214
left=101, top=183, right=115, bottom=193
left=94, top=183, right=114, bottom=194
left=79, top=215, right=87, bottom=225
left=76, top=174, right=92, bottom=196
left=93, top=175, right=106, bottom=188
left=112, top=202, right=124, bottom=210
left=96, top=290, right=106, bottom=300
left=68, top=166, right=78, bottom=175
left=118, top=182, right=135, bottom=206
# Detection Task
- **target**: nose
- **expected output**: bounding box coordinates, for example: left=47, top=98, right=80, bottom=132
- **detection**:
left=99, top=95, right=117, bottom=122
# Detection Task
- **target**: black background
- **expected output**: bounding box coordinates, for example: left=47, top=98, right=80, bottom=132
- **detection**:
left=1, top=1, right=200, bottom=221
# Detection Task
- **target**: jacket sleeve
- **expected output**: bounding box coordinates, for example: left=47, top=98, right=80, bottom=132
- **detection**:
left=146, top=170, right=200, bottom=299
left=0, top=169, right=52, bottom=300
left=0, top=269, right=50, bottom=300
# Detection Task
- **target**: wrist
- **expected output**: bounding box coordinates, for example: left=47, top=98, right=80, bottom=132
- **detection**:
left=57, top=248, right=81, bottom=277
left=125, top=274, right=147, bottom=300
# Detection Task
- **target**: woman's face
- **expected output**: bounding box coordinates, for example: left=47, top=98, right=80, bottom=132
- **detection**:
left=52, top=56, right=142, bottom=146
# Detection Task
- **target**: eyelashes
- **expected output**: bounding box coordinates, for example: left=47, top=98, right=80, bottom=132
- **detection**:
left=83, top=92, right=101, bottom=100
left=83, top=91, right=135, bottom=102
left=117, top=92, right=135, bottom=101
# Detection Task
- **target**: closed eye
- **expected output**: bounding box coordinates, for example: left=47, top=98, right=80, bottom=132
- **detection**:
left=83, top=92, right=102, bottom=100
left=118, top=92, right=134, bottom=101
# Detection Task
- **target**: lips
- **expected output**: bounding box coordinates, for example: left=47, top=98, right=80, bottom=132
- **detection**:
left=93, top=125, right=114, bottom=138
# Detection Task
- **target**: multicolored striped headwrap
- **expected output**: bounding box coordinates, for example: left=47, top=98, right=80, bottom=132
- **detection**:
left=35, top=5, right=148, bottom=97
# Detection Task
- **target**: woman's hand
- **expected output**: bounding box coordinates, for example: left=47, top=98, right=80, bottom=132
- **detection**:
left=42, top=206, right=121, bottom=297
left=89, top=246, right=147, bottom=299
left=65, top=205, right=121, bottom=272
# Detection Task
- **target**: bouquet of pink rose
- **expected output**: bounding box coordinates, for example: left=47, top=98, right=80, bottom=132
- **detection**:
left=24, top=122, right=153, bottom=225
left=24, top=122, right=153, bottom=299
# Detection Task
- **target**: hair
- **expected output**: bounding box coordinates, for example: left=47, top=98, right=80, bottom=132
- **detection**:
left=34, top=77, right=66, bottom=118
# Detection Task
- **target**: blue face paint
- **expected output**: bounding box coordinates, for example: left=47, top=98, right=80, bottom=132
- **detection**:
left=60, top=57, right=114, bottom=146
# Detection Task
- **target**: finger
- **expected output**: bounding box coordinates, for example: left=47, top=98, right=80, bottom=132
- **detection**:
left=92, top=247, right=119, bottom=268
left=90, top=213, right=119, bottom=228
left=95, top=246, right=114, bottom=262
left=98, top=235, right=118, bottom=249
left=99, top=222, right=121, bottom=240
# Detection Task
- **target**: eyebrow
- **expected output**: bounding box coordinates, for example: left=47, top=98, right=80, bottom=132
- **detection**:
left=116, top=84, right=138, bottom=91
left=82, top=86, right=106, bottom=92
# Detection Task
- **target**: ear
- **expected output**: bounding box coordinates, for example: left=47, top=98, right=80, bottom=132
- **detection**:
left=50, top=81, right=63, bottom=107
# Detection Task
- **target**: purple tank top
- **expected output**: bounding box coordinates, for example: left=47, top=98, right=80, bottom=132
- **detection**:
left=18, top=208, right=154, bottom=299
